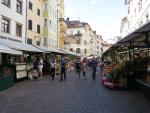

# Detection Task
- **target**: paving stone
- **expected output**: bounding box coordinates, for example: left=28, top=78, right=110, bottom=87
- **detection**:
left=0, top=70, right=150, bottom=113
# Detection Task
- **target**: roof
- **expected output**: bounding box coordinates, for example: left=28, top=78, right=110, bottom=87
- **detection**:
left=33, top=45, right=51, bottom=53
left=66, top=20, right=84, bottom=28
left=118, top=22, right=150, bottom=44
left=134, top=21, right=150, bottom=33
left=117, top=33, right=141, bottom=43
left=0, top=39, right=44, bottom=52
left=0, top=44, right=22, bottom=55
left=35, top=45, right=65, bottom=54
left=59, top=49, right=80, bottom=56
left=49, top=47, right=65, bottom=54
left=104, top=21, right=150, bottom=55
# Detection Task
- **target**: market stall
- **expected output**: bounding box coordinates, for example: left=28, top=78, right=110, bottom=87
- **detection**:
left=102, top=21, right=150, bottom=99
left=0, top=40, right=45, bottom=81
left=0, top=44, right=22, bottom=91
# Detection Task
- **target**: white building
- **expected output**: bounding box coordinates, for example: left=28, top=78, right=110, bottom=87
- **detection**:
left=0, top=0, right=26, bottom=43
left=95, top=35, right=103, bottom=57
left=102, top=41, right=111, bottom=53
left=65, top=20, right=87, bottom=56
left=49, top=0, right=58, bottom=47
left=122, top=0, right=150, bottom=37
left=120, top=17, right=128, bottom=38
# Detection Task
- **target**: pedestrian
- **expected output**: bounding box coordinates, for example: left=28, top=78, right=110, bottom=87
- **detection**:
left=100, top=60, right=104, bottom=73
left=82, top=58, right=87, bottom=79
left=38, top=56, right=43, bottom=78
left=50, top=58, right=56, bottom=80
left=75, top=57, right=81, bottom=78
left=32, top=58, right=38, bottom=80
left=60, top=57, right=67, bottom=81
left=91, top=57, right=97, bottom=80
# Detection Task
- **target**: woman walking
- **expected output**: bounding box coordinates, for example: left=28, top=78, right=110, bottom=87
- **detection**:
left=50, top=58, right=56, bottom=80
left=38, top=57, right=43, bottom=78
left=82, top=58, right=87, bottom=79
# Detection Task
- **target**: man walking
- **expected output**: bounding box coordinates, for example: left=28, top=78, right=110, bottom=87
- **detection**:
left=60, top=57, right=67, bottom=81
left=91, top=57, right=97, bottom=80
left=75, top=57, right=81, bottom=78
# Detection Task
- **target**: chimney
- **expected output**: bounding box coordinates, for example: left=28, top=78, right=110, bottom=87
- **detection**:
left=66, top=17, right=70, bottom=22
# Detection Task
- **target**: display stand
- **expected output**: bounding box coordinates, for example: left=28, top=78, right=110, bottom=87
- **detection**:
left=14, top=63, right=27, bottom=81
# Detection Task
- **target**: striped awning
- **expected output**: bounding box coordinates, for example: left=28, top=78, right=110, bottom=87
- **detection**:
left=0, top=44, right=22, bottom=55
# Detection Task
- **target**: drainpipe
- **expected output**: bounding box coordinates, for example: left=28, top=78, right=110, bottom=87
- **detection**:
left=25, top=0, right=28, bottom=44
left=57, top=9, right=59, bottom=48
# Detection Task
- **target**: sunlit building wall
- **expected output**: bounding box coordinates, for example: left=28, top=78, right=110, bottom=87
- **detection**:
left=43, top=0, right=57, bottom=48
left=125, top=0, right=150, bottom=34
left=27, top=0, right=43, bottom=46
left=0, top=0, right=26, bottom=43
left=120, top=17, right=128, bottom=38
left=57, top=0, right=67, bottom=49
left=95, top=35, right=103, bottom=57
left=65, top=19, right=87, bottom=56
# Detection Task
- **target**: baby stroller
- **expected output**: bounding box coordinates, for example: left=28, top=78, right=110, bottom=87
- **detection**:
left=32, top=69, right=38, bottom=80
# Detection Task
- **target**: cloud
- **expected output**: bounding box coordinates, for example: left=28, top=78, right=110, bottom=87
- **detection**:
left=90, top=0, right=97, bottom=5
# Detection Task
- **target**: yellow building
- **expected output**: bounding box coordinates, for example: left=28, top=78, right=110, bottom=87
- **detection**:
left=89, top=29, right=96, bottom=56
left=57, top=0, right=67, bottom=49
left=43, top=0, right=58, bottom=48
left=58, top=18, right=67, bottom=49
left=27, top=0, right=43, bottom=46
left=82, top=23, right=93, bottom=56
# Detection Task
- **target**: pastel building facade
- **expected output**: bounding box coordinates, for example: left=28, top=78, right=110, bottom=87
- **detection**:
left=57, top=0, right=67, bottom=49
left=120, top=17, right=128, bottom=38
left=65, top=20, right=87, bottom=56
left=121, top=0, right=150, bottom=37
left=27, top=0, right=43, bottom=46
left=43, top=0, right=58, bottom=48
left=95, top=35, right=103, bottom=57
left=0, top=0, right=26, bottom=43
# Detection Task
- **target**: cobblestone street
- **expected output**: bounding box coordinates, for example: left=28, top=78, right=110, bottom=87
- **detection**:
left=0, top=70, right=150, bottom=113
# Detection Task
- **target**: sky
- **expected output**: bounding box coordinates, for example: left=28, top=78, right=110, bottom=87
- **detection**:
left=64, top=0, right=127, bottom=44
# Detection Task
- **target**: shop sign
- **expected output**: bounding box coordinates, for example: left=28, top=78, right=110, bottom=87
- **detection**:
left=0, top=35, right=22, bottom=43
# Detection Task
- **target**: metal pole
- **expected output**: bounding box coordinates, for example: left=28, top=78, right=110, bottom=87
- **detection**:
left=25, top=0, right=28, bottom=44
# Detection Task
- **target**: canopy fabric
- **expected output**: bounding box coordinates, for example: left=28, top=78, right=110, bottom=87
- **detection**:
left=33, top=45, right=51, bottom=53
left=103, top=21, right=150, bottom=55
left=0, top=40, right=44, bottom=52
left=118, top=22, right=150, bottom=44
left=59, top=49, right=80, bottom=56
left=134, top=21, right=150, bottom=33
left=0, top=45, right=22, bottom=55
left=48, top=47, right=65, bottom=54
left=117, top=33, right=141, bottom=44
